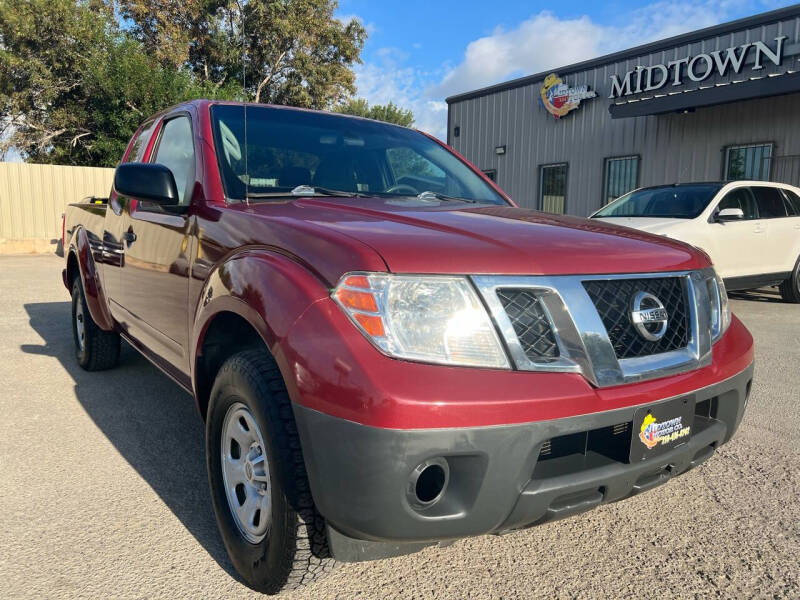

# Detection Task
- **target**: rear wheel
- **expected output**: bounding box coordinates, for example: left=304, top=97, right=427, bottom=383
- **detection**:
left=206, top=349, right=335, bottom=594
left=778, top=257, right=800, bottom=303
left=71, top=278, right=120, bottom=370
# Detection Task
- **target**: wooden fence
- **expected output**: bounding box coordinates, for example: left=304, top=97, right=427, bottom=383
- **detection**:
left=0, top=162, right=114, bottom=253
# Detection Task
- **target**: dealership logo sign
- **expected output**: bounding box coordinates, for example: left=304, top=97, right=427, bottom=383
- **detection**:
left=609, top=35, right=788, bottom=99
left=540, top=73, right=597, bottom=118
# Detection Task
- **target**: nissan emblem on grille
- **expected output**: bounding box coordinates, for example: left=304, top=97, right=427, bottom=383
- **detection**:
left=630, top=291, right=669, bottom=342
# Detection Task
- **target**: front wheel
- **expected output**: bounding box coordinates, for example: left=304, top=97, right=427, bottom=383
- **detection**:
left=778, top=256, right=800, bottom=303
left=205, top=349, right=335, bottom=594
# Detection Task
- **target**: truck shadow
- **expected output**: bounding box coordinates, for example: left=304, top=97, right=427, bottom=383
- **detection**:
left=20, top=301, right=240, bottom=581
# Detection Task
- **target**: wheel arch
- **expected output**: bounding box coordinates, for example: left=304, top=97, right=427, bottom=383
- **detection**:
left=191, top=249, right=331, bottom=419
left=66, top=249, right=80, bottom=288
left=67, top=226, right=115, bottom=331
left=193, top=306, right=269, bottom=419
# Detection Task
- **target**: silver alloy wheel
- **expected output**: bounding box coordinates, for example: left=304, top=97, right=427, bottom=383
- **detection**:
left=221, top=402, right=272, bottom=544
left=74, top=297, right=86, bottom=352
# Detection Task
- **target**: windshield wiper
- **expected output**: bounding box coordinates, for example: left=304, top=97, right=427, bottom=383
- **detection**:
left=416, top=190, right=478, bottom=204
left=304, top=186, right=371, bottom=198
left=245, top=185, right=369, bottom=200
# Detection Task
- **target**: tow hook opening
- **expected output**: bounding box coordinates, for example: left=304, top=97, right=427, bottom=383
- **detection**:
left=408, top=458, right=449, bottom=509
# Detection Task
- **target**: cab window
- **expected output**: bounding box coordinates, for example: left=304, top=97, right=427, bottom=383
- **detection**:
left=751, top=186, right=788, bottom=219
left=125, top=120, right=157, bottom=163
left=716, top=188, right=758, bottom=219
left=152, top=116, right=195, bottom=207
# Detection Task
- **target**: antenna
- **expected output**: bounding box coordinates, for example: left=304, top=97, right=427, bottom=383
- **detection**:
left=239, top=0, right=249, bottom=205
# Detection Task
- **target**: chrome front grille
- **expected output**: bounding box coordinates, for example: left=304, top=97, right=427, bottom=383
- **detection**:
left=496, top=289, right=559, bottom=361
left=472, top=270, right=715, bottom=388
left=582, top=277, right=690, bottom=359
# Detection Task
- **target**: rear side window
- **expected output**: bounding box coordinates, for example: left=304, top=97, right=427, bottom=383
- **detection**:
left=125, top=120, right=157, bottom=163
left=717, top=188, right=758, bottom=219
left=751, top=186, right=788, bottom=218
left=152, top=116, right=195, bottom=206
left=781, top=189, right=800, bottom=216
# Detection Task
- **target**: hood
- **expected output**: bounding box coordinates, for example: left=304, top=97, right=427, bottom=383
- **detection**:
left=592, top=216, right=691, bottom=235
left=282, top=197, right=709, bottom=276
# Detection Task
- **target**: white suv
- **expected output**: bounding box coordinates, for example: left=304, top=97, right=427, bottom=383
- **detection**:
left=592, top=181, right=800, bottom=303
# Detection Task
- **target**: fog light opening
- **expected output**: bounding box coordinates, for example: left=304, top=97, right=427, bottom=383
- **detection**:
left=408, top=458, right=449, bottom=509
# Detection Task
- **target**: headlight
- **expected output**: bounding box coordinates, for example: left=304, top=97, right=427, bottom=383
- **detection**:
left=332, top=273, right=510, bottom=368
left=707, top=269, right=731, bottom=342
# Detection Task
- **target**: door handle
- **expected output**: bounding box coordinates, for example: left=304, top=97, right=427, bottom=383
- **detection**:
left=122, top=230, right=137, bottom=243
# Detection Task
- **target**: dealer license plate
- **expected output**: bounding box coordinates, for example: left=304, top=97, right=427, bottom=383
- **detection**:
left=630, top=396, right=694, bottom=462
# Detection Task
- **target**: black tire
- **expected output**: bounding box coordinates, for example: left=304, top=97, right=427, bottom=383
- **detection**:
left=205, top=349, right=335, bottom=594
left=778, top=257, right=800, bottom=303
left=71, top=278, right=121, bottom=371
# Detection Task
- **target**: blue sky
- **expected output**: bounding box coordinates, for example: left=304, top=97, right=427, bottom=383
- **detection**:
left=337, top=0, right=795, bottom=138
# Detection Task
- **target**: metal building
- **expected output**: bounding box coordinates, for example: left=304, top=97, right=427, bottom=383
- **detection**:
left=446, top=5, right=800, bottom=216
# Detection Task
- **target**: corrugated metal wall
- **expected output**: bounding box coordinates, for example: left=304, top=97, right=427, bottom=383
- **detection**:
left=448, top=10, right=800, bottom=216
left=0, top=163, right=114, bottom=249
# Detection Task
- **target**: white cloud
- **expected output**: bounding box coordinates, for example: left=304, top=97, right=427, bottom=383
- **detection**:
left=354, top=1, right=770, bottom=140
left=430, top=1, right=756, bottom=98
left=351, top=48, right=448, bottom=138
left=429, top=13, right=604, bottom=99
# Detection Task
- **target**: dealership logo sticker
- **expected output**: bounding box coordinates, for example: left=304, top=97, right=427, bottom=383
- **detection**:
left=639, top=413, right=691, bottom=450
left=540, top=73, right=597, bottom=119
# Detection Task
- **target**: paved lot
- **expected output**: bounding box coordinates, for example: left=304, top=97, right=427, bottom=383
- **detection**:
left=1, top=255, right=798, bottom=599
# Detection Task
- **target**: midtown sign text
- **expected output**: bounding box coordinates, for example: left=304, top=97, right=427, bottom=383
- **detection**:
left=609, top=36, right=788, bottom=99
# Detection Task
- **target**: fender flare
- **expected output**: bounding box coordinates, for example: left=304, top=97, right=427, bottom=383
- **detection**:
left=190, top=248, right=331, bottom=408
left=68, top=226, right=115, bottom=331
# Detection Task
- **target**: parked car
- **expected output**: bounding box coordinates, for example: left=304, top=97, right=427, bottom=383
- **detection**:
left=591, top=181, right=800, bottom=302
left=62, top=100, right=754, bottom=594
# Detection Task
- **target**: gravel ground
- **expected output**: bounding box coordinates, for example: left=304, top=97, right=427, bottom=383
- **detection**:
left=1, top=255, right=798, bottom=599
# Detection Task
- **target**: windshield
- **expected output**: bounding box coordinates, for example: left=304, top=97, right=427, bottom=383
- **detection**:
left=593, top=184, right=723, bottom=219
left=210, top=105, right=507, bottom=205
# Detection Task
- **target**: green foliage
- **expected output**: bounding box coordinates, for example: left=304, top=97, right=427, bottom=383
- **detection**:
left=336, top=98, right=414, bottom=127
left=0, top=0, right=238, bottom=166
left=0, top=0, right=368, bottom=166
left=118, top=0, right=367, bottom=108
left=0, top=0, right=110, bottom=163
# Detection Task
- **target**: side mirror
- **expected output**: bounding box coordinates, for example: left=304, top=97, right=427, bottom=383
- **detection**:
left=715, top=207, right=744, bottom=222
left=114, top=162, right=179, bottom=206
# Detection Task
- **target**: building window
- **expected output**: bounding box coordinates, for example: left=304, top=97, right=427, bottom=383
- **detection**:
left=482, top=169, right=497, bottom=182
left=539, top=163, right=568, bottom=214
left=724, top=143, right=772, bottom=181
left=603, top=156, right=639, bottom=204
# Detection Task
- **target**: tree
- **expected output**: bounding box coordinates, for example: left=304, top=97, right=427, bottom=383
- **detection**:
left=118, top=0, right=367, bottom=108
left=335, top=98, right=414, bottom=126
left=0, top=0, right=367, bottom=165
left=0, top=0, right=111, bottom=160
left=0, top=0, right=237, bottom=165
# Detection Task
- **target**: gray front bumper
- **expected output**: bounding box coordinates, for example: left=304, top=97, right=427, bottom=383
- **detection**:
left=293, top=363, right=753, bottom=562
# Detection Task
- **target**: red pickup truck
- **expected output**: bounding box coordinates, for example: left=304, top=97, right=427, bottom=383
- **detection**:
left=62, top=100, right=754, bottom=594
